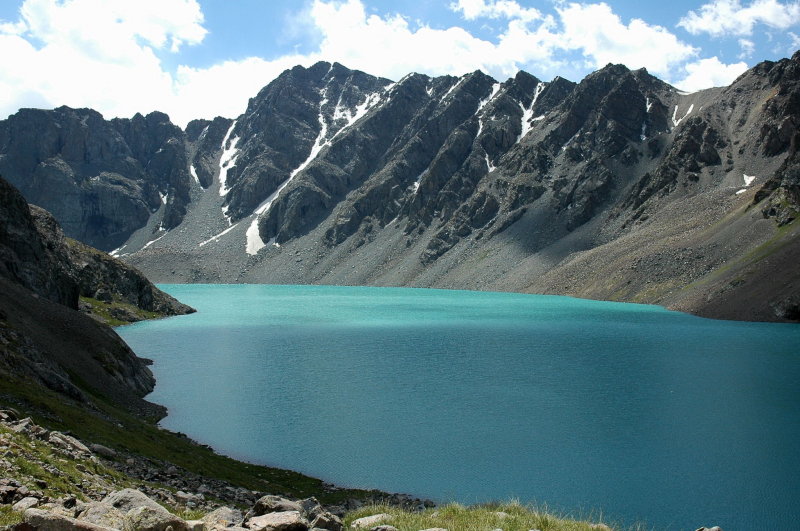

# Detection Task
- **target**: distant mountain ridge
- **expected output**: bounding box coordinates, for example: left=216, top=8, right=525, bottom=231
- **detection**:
left=1, top=53, right=799, bottom=322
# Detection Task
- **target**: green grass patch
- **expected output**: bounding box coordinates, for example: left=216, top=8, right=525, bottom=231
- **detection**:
left=79, top=296, right=162, bottom=327
left=344, top=502, right=633, bottom=531
left=677, top=217, right=799, bottom=294
left=0, top=505, right=23, bottom=526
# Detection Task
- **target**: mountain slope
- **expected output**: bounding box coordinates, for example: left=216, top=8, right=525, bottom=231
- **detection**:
left=0, top=176, right=193, bottom=414
left=2, top=54, right=799, bottom=322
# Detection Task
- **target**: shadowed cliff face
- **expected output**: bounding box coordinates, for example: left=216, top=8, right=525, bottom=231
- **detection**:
left=0, top=176, right=175, bottom=416
left=2, top=54, right=800, bottom=322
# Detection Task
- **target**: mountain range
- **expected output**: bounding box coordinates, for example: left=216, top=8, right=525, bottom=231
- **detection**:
left=1, top=52, right=798, bottom=322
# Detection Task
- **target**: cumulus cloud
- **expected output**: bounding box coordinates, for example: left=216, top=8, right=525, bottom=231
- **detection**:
left=0, top=0, right=207, bottom=125
left=552, top=2, right=697, bottom=76
left=672, top=56, right=749, bottom=91
left=678, top=0, right=800, bottom=36
left=0, top=0, right=767, bottom=128
left=738, top=38, right=756, bottom=58
left=449, top=0, right=542, bottom=22
left=309, top=0, right=504, bottom=80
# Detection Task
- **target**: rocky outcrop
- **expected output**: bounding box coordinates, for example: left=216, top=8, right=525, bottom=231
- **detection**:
left=0, top=175, right=193, bottom=322
left=0, top=107, right=191, bottom=251
left=0, top=176, right=194, bottom=414
left=0, top=177, right=79, bottom=308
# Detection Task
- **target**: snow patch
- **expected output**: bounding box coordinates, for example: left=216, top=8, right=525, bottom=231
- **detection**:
left=190, top=165, right=199, bottom=184
left=645, top=97, right=653, bottom=113
left=442, top=78, right=462, bottom=100
left=245, top=86, right=340, bottom=255
left=142, top=232, right=167, bottom=250
left=516, top=82, right=546, bottom=143
left=485, top=154, right=496, bottom=173
left=245, top=217, right=265, bottom=255
left=198, top=223, right=240, bottom=247
left=640, top=122, right=647, bottom=141
left=158, top=192, right=168, bottom=205
left=218, top=121, right=240, bottom=197
left=736, top=174, right=757, bottom=195
left=331, top=91, right=381, bottom=140
left=109, top=246, right=125, bottom=258
left=476, top=83, right=502, bottom=138
left=412, top=170, right=426, bottom=194
left=562, top=132, right=578, bottom=151
left=672, top=104, right=694, bottom=127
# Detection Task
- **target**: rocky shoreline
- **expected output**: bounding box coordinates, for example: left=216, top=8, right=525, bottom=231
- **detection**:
left=0, top=409, right=438, bottom=531
left=0, top=409, right=729, bottom=531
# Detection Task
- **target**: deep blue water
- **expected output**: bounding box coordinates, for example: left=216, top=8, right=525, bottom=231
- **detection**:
left=117, top=284, right=800, bottom=530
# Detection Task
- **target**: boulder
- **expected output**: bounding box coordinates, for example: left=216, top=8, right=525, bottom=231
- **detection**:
left=186, top=521, right=206, bottom=531
left=299, top=498, right=324, bottom=519
left=12, top=497, right=39, bottom=512
left=249, top=495, right=303, bottom=517
left=246, top=510, right=308, bottom=531
left=49, top=431, right=91, bottom=455
left=88, top=444, right=116, bottom=459
left=309, top=511, right=343, bottom=531
left=78, top=504, right=127, bottom=528
left=125, top=504, right=189, bottom=531
left=367, top=526, right=398, bottom=531
left=24, top=507, right=117, bottom=531
left=349, top=514, right=392, bottom=529
left=202, top=506, right=243, bottom=530
left=80, top=488, right=187, bottom=531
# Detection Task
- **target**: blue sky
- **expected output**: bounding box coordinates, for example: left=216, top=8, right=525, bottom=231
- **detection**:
left=0, top=0, right=798, bottom=127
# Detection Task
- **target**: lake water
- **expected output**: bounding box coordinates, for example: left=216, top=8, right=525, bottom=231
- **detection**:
left=117, top=284, right=800, bottom=529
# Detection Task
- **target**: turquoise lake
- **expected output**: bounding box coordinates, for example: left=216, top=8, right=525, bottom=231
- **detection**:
left=117, top=284, right=800, bottom=530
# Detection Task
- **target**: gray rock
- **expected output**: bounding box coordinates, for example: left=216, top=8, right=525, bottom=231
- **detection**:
left=88, top=444, right=116, bottom=459
left=246, top=510, right=308, bottom=531
left=418, top=528, right=447, bottom=531
left=24, top=507, right=117, bottom=531
left=202, top=506, right=243, bottom=530
left=251, top=495, right=304, bottom=515
left=309, top=511, right=343, bottom=531
left=349, top=514, right=392, bottom=529
left=49, top=431, right=91, bottom=455
left=12, top=497, right=40, bottom=512
left=186, top=520, right=206, bottom=531
left=125, top=504, right=189, bottom=531
left=79, top=504, right=127, bottom=528
left=367, top=526, right=398, bottom=531
left=80, top=489, right=186, bottom=531
left=299, top=498, right=323, bottom=519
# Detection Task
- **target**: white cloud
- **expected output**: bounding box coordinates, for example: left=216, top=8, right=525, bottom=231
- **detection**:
left=551, top=2, right=697, bottom=77
left=678, top=0, right=800, bottom=36
left=672, top=56, right=749, bottom=91
left=450, top=0, right=542, bottom=22
left=738, top=38, right=756, bottom=57
left=172, top=55, right=314, bottom=126
left=309, top=0, right=504, bottom=80
left=0, top=0, right=207, bottom=125
left=0, top=0, right=762, bottom=129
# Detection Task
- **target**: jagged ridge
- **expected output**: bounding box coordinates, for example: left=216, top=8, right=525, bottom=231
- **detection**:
left=2, top=54, right=799, bottom=322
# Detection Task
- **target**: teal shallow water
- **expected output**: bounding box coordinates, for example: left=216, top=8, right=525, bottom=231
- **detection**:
left=118, top=284, right=800, bottom=529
